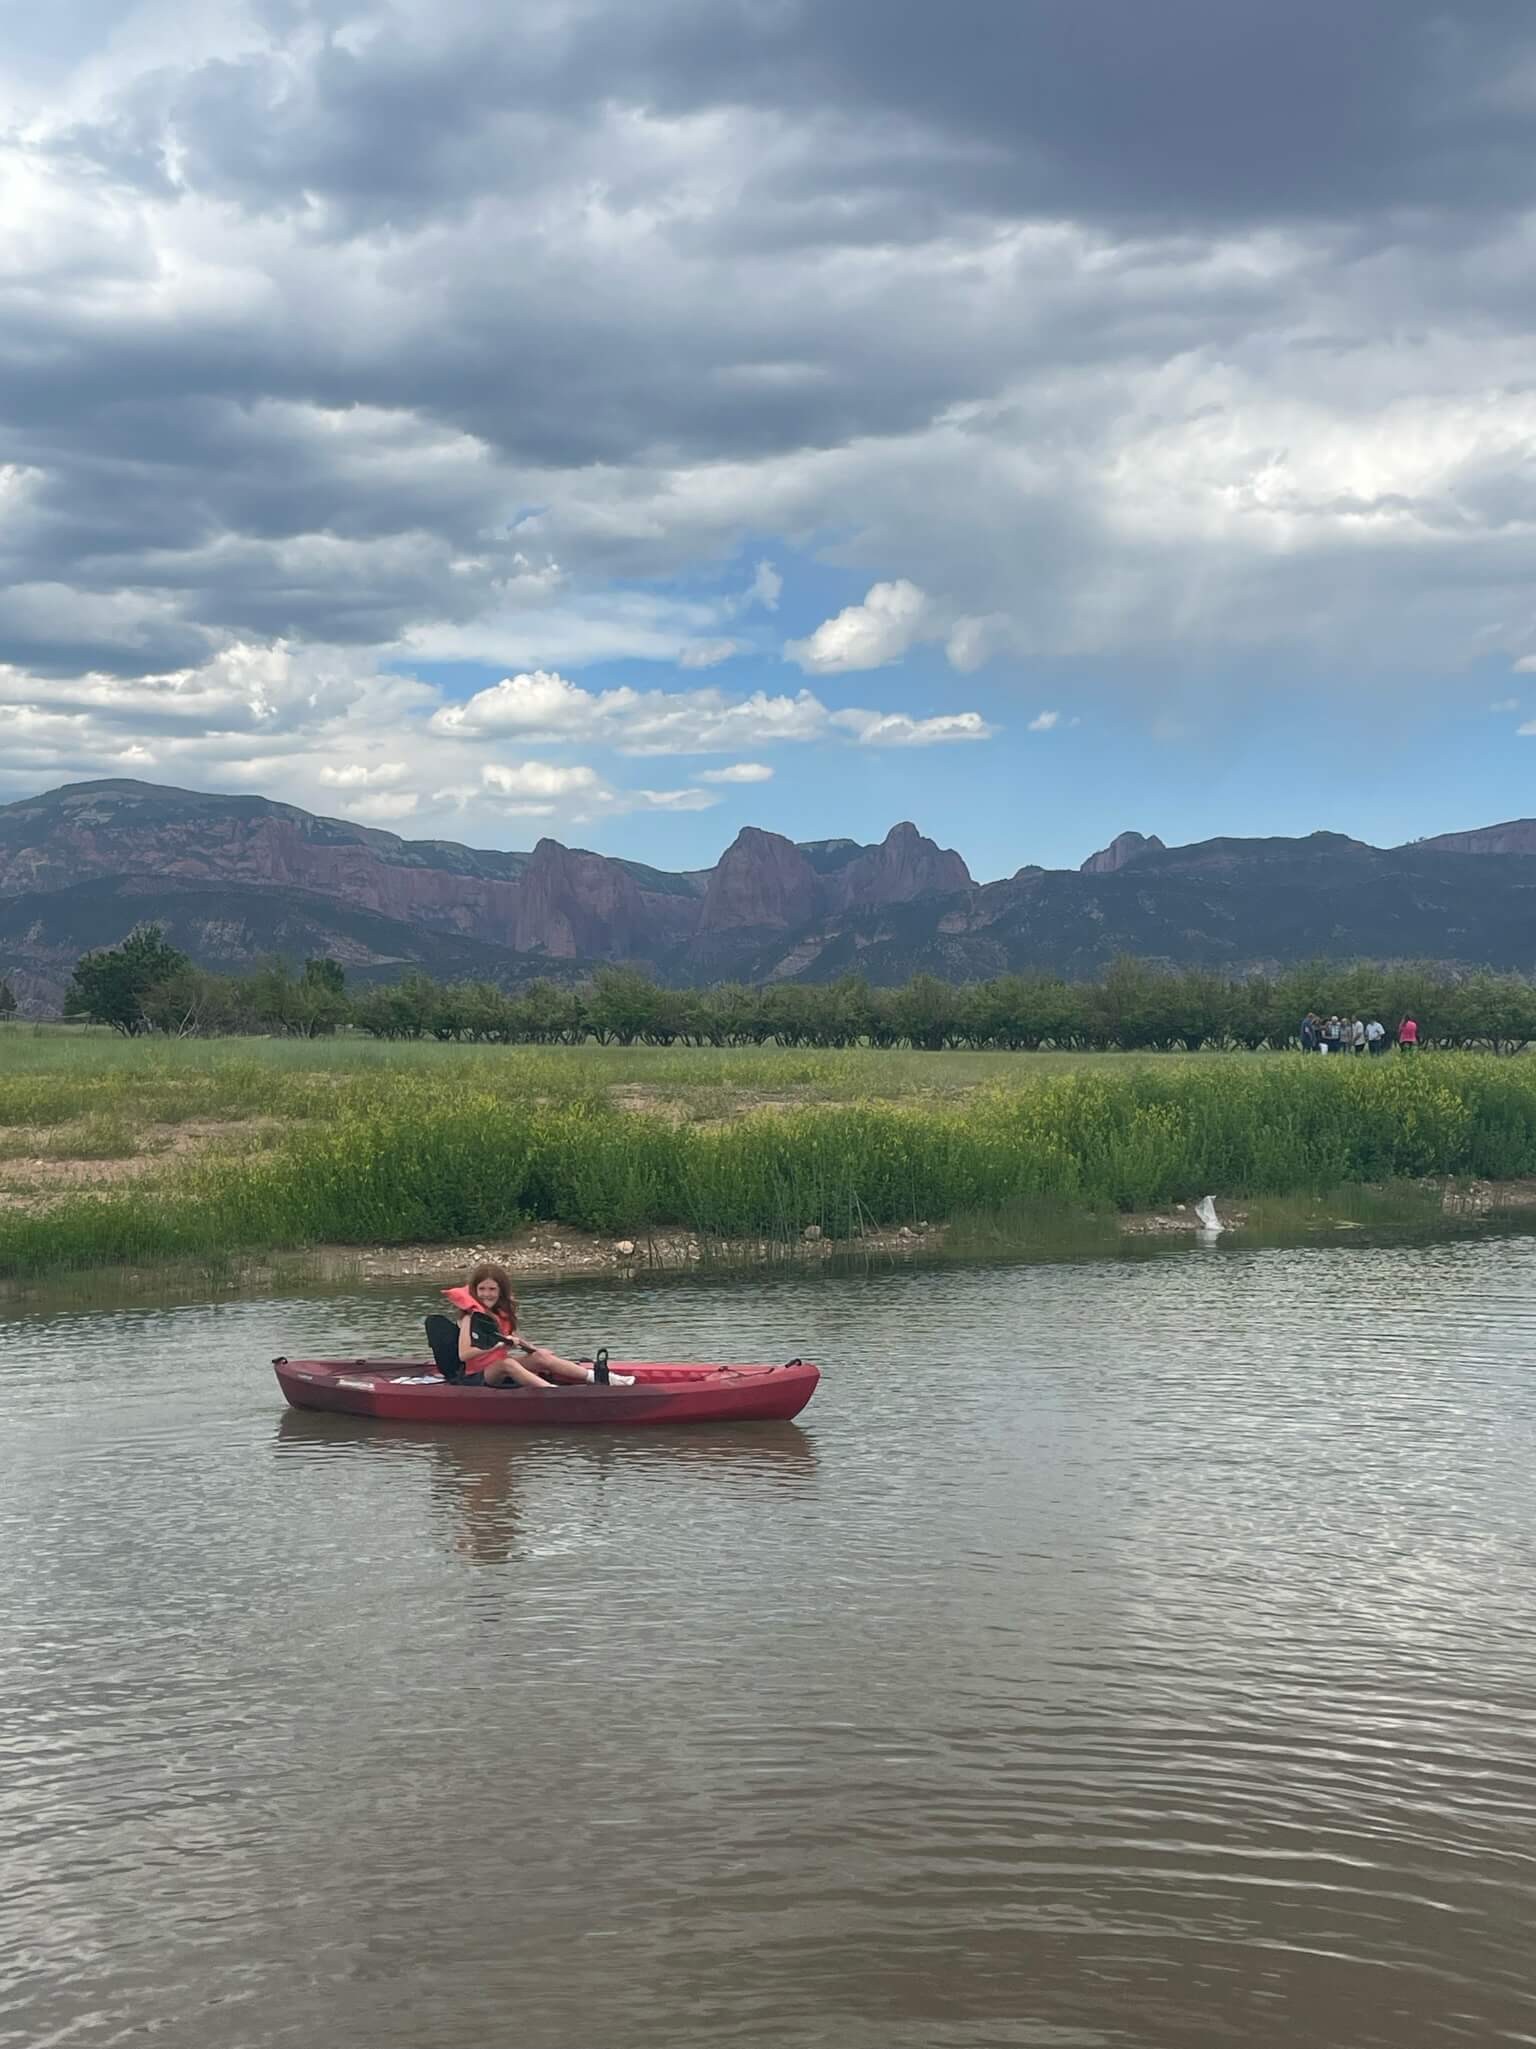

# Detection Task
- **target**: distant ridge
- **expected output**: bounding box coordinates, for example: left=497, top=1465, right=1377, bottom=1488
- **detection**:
left=1414, top=819, right=1536, bottom=858
left=5, top=778, right=1536, bottom=1012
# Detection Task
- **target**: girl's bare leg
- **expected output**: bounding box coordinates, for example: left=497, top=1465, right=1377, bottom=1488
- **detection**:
left=483, top=1355, right=553, bottom=1388
left=520, top=1346, right=591, bottom=1385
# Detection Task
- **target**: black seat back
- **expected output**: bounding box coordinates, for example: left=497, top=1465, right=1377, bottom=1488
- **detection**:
left=424, top=1314, right=463, bottom=1381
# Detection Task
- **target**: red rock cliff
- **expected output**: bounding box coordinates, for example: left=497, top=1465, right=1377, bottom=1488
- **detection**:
left=698, top=827, right=824, bottom=931
left=828, top=821, right=971, bottom=910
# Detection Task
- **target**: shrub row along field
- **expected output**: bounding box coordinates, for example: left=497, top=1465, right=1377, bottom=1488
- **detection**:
left=45, top=930, right=1536, bottom=1050
left=1, top=1038, right=1534, bottom=1277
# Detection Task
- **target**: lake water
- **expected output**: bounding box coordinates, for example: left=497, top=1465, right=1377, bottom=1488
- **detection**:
left=3, top=1235, right=1535, bottom=2049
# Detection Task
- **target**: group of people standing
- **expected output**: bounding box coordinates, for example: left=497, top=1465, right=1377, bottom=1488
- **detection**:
left=1299, top=1013, right=1419, bottom=1054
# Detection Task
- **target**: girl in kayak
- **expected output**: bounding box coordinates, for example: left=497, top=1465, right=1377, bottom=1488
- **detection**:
left=446, top=1262, right=633, bottom=1388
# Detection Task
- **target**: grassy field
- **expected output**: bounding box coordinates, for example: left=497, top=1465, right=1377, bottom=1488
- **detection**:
left=0, top=1024, right=1189, bottom=1096
left=2, top=1026, right=1535, bottom=1279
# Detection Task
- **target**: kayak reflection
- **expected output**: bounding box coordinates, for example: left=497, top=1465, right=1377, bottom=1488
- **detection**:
left=273, top=1409, right=819, bottom=1566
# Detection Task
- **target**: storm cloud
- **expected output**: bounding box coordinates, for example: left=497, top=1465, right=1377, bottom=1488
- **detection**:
left=3, top=1, right=1536, bottom=833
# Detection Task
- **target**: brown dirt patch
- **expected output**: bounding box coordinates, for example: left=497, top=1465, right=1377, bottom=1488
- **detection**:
left=602, top=1087, right=695, bottom=1124
left=603, top=1085, right=811, bottom=1123
left=302, top=1217, right=948, bottom=1285
left=0, top=1117, right=294, bottom=1207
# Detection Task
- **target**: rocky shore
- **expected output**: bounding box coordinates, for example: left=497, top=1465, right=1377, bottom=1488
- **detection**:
left=297, top=1175, right=1536, bottom=1285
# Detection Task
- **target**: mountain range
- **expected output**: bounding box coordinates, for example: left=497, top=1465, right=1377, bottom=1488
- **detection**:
left=4, top=778, right=1536, bottom=1014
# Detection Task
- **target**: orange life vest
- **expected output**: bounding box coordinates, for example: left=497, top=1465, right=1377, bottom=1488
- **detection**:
left=442, top=1286, right=515, bottom=1367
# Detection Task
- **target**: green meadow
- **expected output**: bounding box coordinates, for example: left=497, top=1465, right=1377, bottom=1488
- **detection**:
left=1, top=1029, right=1534, bottom=1278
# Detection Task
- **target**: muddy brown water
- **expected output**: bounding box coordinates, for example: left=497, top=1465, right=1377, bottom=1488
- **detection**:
left=3, top=1235, right=1535, bottom=2049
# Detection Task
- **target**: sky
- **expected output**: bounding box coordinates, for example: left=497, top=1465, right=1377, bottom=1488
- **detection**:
left=4, top=1, right=1536, bottom=881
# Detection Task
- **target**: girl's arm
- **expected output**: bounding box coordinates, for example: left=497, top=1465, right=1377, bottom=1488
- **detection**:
left=460, top=1312, right=532, bottom=1361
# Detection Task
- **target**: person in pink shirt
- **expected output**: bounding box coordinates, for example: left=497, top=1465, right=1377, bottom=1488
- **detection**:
left=1398, top=1015, right=1419, bottom=1052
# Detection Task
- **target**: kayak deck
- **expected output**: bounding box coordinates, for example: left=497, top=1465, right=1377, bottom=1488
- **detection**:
left=273, top=1356, right=819, bottom=1426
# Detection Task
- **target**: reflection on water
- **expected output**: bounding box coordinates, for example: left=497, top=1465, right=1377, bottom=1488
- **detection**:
left=3, top=1237, right=1536, bottom=2049
left=275, top=1408, right=821, bottom=1566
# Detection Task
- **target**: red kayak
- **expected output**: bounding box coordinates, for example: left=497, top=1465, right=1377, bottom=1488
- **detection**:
left=273, top=1355, right=820, bottom=1427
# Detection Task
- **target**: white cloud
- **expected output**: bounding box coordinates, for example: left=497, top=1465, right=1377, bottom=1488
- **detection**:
left=343, top=792, right=420, bottom=821
left=0, top=642, right=408, bottom=739
left=432, top=666, right=992, bottom=756
left=1518, top=720, right=1536, bottom=736
left=1490, top=696, right=1520, bottom=710
left=678, top=638, right=739, bottom=668
left=434, top=670, right=606, bottom=740
left=628, top=786, right=719, bottom=812
left=0, top=646, right=734, bottom=833
left=480, top=758, right=716, bottom=818
left=319, top=761, right=410, bottom=787
left=829, top=709, right=995, bottom=747
left=401, top=590, right=731, bottom=670
left=1027, top=710, right=1060, bottom=731
left=0, top=629, right=997, bottom=853
left=482, top=761, right=601, bottom=803
left=945, top=614, right=1012, bottom=673
left=785, top=580, right=933, bottom=675
left=748, top=561, right=783, bottom=612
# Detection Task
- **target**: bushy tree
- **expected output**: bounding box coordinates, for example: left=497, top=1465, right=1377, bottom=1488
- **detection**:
left=141, top=966, right=246, bottom=1038
left=520, top=979, right=584, bottom=1043
left=587, top=967, right=665, bottom=1045
left=294, top=957, right=350, bottom=1037
left=0, top=977, right=16, bottom=1019
left=891, top=973, right=963, bottom=1051
left=302, top=956, right=346, bottom=998
left=66, top=926, right=191, bottom=1035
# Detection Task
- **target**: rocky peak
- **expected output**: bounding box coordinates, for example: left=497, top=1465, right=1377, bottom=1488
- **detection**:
left=511, top=838, right=646, bottom=957
left=830, top=821, right=972, bottom=910
left=698, top=826, right=823, bottom=932
left=1080, top=830, right=1165, bottom=876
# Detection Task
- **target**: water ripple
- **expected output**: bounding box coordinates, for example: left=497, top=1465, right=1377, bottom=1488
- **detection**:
left=2, top=1239, right=1536, bottom=2047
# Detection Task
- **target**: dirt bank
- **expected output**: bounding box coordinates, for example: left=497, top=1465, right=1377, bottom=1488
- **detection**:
left=287, top=1175, right=1536, bottom=1285
left=299, top=1217, right=947, bottom=1285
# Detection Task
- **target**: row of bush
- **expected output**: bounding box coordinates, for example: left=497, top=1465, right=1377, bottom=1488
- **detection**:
left=46, top=928, right=1536, bottom=1051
